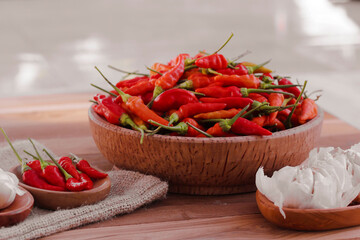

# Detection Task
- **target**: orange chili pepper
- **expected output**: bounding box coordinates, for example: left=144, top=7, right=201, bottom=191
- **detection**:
left=298, top=98, right=318, bottom=124
left=268, top=90, right=285, bottom=125
left=240, top=61, right=272, bottom=74
left=214, top=74, right=260, bottom=88
left=194, top=108, right=241, bottom=120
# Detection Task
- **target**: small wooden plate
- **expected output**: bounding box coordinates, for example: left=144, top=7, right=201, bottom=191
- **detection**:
left=256, top=190, right=360, bottom=231
left=0, top=187, right=33, bottom=227
left=9, top=165, right=111, bottom=210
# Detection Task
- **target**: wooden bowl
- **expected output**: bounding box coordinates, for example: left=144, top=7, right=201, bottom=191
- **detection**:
left=0, top=187, right=33, bottom=227
left=9, top=165, right=111, bottom=210
left=256, top=190, right=360, bottom=230
left=89, top=107, right=324, bottom=195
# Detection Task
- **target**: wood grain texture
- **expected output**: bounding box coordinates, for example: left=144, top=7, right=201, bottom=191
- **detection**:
left=1, top=93, right=360, bottom=239
left=256, top=191, right=360, bottom=231
left=9, top=165, right=111, bottom=210
left=89, top=107, right=324, bottom=195
left=0, top=187, right=33, bottom=227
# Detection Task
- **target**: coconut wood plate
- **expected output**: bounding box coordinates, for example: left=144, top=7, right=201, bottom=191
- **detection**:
left=0, top=187, right=33, bottom=227
left=9, top=165, right=111, bottom=210
left=89, top=106, right=324, bottom=195
left=256, top=190, right=360, bottom=231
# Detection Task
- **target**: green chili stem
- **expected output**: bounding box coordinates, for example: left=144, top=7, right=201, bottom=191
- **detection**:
left=184, top=65, right=198, bottom=72
left=91, top=84, right=117, bottom=97
left=29, top=138, right=48, bottom=168
left=285, top=80, right=308, bottom=129
left=23, top=150, right=39, bottom=160
left=247, top=59, right=271, bottom=74
left=207, top=68, right=223, bottom=76
left=186, top=122, right=213, bottom=138
left=44, top=149, right=73, bottom=180
left=0, top=128, right=22, bottom=164
left=145, top=66, right=163, bottom=76
left=89, top=100, right=98, bottom=104
left=213, top=32, right=234, bottom=54
left=108, top=65, right=149, bottom=77
left=230, top=50, right=252, bottom=63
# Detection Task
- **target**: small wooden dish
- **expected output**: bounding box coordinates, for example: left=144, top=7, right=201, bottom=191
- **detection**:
left=89, top=106, right=324, bottom=195
left=9, top=165, right=111, bottom=210
left=256, top=190, right=360, bottom=231
left=0, top=187, right=33, bottom=227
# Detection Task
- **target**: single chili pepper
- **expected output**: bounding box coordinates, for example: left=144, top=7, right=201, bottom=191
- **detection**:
left=298, top=98, right=318, bottom=124
left=277, top=108, right=298, bottom=125
left=140, top=91, right=153, bottom=105
left=149, top=63, right=172, bottom=77
left=169, top=102, right=227, bottom=125
left=115, top=76, right=149, bottom=89
left=182, top=67, right=200, bottom=79
left=199, top=97, right=253, bottom=109
left=70, top=153, right=108, bottom=179
left=195, top=53, right=228, bottom=70
left=168, top=53, right=190, bottom=67
left=260, top=82, right=300, bottom=90
left=94, top=94, right=146, bottom=143
left=96, top=66, right=169, bottom=127
left=45, top=150, right=88, bottom=192
left=278, top=78, right=302, bottom=98
left=194, top=108, right=241, bottom=120
left=248, top=93, right=268, bottom=103
left=59, top=156, right=80, bottom=180
left=240, top=61, right=272, bottom=74
left=272, top=118, right=285, bottom=130
left=152, top=54, right=185, bottom=99
left=0, top=128, right=65, bottom=191
left=124, top=79, right=154, bottom=96
left=28, top=138, right=66, bottom=188
left=26, top=160, right=42, bottom=175
left=260, top=73, right=274, bottom=83
left=217, top=60, right=271, bottom=75
left=268, top=91, right=285, bottom=125
left=251, top=115, right=268, bottom=127
left=179, top=72, right=214, bottom=90
left=78, top=172, right=93, bottom=190
left=148, top=118, right=210, bottom=137
left=151, top=88, right=199, bottom=112
left=214, top=74, right=260, bottom=88
left=285, top=81, right=307, bottom=128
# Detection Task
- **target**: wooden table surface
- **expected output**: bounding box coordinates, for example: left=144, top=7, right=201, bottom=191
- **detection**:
left=1, top=93, right=360, bottom=239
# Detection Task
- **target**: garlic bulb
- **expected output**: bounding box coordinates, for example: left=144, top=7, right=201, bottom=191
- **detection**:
left=0, top=168, right=25, bottom=210
left=256, top=143, right=360, bottom=218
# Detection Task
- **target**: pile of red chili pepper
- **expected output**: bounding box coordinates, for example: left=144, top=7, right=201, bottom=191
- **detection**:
left=91, top=34, right=319, bottom=142
left=1, top=128, right=108, bottom=192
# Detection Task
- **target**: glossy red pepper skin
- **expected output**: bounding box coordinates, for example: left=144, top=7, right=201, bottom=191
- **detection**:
left=155, top=54, right=185, bottom=90
left=151, top=89, right=199, bottom=112
left=268, top=91, right=285, bottom=125
left=175, top=103, right=227, bottom=120
left=195, top=86, right=242, bottom=98
left=278, top=78, right=301, bottom=98
left=124, top=79, right=154, bottom=96
left=59, top=156, right=80, bottom=180
left=93, top=94, right=125, bottom=125
left=76, top=160, right=108, bottom=179
left=79, top=173, right=93, bottom=190
left=247, top=93, right=268, bottom=103
left=168, top=53, right=190, bottom=67
left=214, top=74, right=260, bottom=88
left=42, top=165, right=66, bottom=188
left=116, top=76, right=149, bottom=89
left=216, top=64, right=248, bottom=75
left=231, top=117, right=272, bottom=136
left=23, top=169, right=65, bottom=191
left=199, top=97, right=253, bottom=109
left=195, top=54, right=228, bottom=70
left=66, top=178, right=88, bottom=192
left=298, top=98, right=318, bottom=124
left=26, top=160, right=42, bottom=175
left=140, top=91, right=153, bottom=105
left=182, top=118, right=205, bottom=137
left=186, top=72, right=214, bottom=89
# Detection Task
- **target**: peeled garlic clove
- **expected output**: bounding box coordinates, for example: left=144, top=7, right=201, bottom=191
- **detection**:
left=0, top=182, right=16, bottom=210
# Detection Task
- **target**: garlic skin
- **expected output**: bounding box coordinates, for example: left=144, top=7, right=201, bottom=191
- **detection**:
left=0, top=168, right=25, bottom=210
left=256, top=143, right=360, bottom=219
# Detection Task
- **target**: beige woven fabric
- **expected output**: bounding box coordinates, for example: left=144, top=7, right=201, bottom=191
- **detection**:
left=0, top=140, right=168, bottom=240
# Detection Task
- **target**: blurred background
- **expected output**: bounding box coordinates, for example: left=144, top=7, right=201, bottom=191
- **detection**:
left=0, top=0, right=359, bottom=129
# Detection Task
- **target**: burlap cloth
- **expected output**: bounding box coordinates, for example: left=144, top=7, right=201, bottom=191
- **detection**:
left=0, top=140, right=168, bottom=240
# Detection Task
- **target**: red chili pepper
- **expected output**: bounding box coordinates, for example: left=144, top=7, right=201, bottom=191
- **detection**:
left=116, top=76, right=149, bottom=89
left=46, top=150, right=87, bottom=192
left=1, top=129, right=65, bottom=191
left=149, top=63, right=172, bottom=77
left=139, top=91, right=153, bottom=105
left=153, top=54, right=185, bottom=97
left=70, top=153, right=108, bottom=179
left=247, top=93, right=268, bottom=103
left=169, top=53, right=190, bottom=67
left=169, top=102, right=227, bottom=124
left=195, top=86, right=242, bottom=98
left=124, top=79, right=154, bottom=96
left=240, top=61, right=272, bottom=74
left=277, top=108, right=298, bottom=125
left=199, top=97, right=253, bottom=109
left=268, top=91, right=285, bottom=125
left=79, top=172, right=93, bottom=190
left=278, top=78, right=302, bottom=98
left=195, top=54, right=228, bottom=70
left=272, top=118, right=285, bottom=130
left=298, top=98, right=318, bottom=124
left=28, top=138, right=66, bottom=188
left=216, top=65, right=248, bottom=75
left=151, top=88, right=199, bottom=112
left=251, top=115, right=268, bottom=127
left=179, top=72, right=214, bottom=90
left=26, top=160, right=42, bottom=175
left=214, top=74, right=260, bottom=88
left=59, top=156, right=80, bottom=180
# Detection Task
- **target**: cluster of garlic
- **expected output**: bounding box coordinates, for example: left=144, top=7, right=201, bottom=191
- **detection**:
left=256, top=143, right=360, bottom=218
left=0, top=168, right=25, bottom=209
